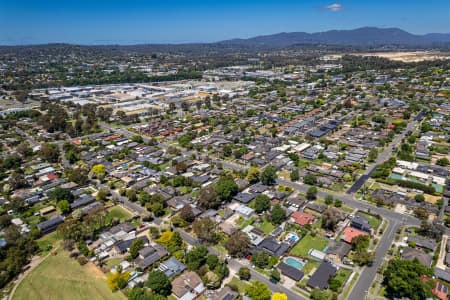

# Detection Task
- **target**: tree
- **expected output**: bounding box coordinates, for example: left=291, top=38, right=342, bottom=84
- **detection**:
left=271, top=293, right=287, bottom=300
left=290, top=168, right=299, bottom=181
left=225, top=231, right=251, bottom=258
left=270, top=204, right=286, bottom=225
left=185, top=245, right=208, bottom=270
left=192, top=218, right=218, bottom=244
left=246, top=167, right=260, bottom=183
left=254, top=194, right=271, bottom=213
left=96, top=189, right=108, bottom=202
left=57, top=200, right=71, bottom=214
left=9, top=171, right=28, bottom=190
left=322, top=207, right=341, bottom=231
left=383, top=259, right=434, bottom=300
left=310, top=289, right=329, bottom=300
left=146, top=270, right=172, bottom=296
left=270, top=269, right=280, bottom=282
left=414, top=193, right=425, bottom=202
left=179, top=204, right=195, bottom=223
left=306, top=186, right=317, bottom=200
left=48, top=187, right=75, bottom=202
left=92, top=164, right=106, bottom=179
left=39, top=143, right=60, bottom=163
left=351, top=234, right=369, bottom=251
left=368, top=148, right=378, bottom=162
left=197, top=186, right=220, bottom=209
left=260, top=165, right=277, bottom=185
left=214, top=176, right=238, bottom=202
left=127, top=287, right=154, bottom=300
left=251, top=252, right=269, bottom=268
left=436, top=157, right=449, bottom=166
left=414, top=207, right=428, bottom=220
left=303, top=173, right=317, bottom=185
left=238, top=267, right=251, bottom=281
left=107, top=270, right=130, bottom=291
left=245, top=281, right=271, bottom=300
left=129, top=238, right=145, bottom=259
left=324, top=195, right=334, bottom=205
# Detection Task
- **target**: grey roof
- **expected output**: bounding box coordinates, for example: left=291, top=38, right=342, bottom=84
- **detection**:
left=71, top=194, right=95, bottom=209
left=37, top=215, right=64, bottom=233
left=401, top=247, right=432, bottom=267
left=159, top=257, right=186, bottom=278
left=278, top=262, right=304, bottom=281
left=307, top=261, right=338, bottom=290
left=234, top=192, right=256, bottom=204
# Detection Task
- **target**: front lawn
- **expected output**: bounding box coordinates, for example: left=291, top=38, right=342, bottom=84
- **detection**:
left=289, top=234, right=328, bottom=257
left=229, top=276, right=250, bottom=294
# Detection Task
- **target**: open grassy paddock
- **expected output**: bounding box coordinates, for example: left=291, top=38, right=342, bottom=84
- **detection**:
left=13, top=250, right=125, bottom=300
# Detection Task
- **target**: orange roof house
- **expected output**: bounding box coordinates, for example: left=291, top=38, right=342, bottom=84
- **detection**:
left=432, top=281, right=448, bottom=300
left=291, top=211, right=315, bottom=226
left=342, top=227, right=368, bottom=244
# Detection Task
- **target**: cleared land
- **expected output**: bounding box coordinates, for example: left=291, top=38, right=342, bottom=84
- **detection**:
left=353, top=51, right=450, bottom=62
left=13, top=250, right=125, bottom=300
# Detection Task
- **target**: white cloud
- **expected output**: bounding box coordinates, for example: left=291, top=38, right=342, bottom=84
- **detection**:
left=325, top=3, right=343, bottom=12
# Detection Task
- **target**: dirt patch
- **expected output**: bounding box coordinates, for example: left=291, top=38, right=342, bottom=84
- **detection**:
left=352, top=51, right=450, bottom=62
left=85, top=262, right=105, bottom=279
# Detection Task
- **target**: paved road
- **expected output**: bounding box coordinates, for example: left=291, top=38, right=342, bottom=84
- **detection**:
left=347, top=219, right=400, bottom=300
left=347, top=117, right=419, bottom=194
left=439, top=197, right=449, bottom=223
left=276, top=178, right=421, bottom=226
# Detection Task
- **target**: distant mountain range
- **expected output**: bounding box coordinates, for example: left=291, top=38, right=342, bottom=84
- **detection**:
left=218, top=27, right=450, bottom=47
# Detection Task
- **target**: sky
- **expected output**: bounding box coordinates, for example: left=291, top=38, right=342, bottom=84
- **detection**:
left=0, top=0, right=449, bottom=45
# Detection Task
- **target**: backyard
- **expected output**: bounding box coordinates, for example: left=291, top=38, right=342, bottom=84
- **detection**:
left=289, top=234, right=329, bottom=257
left=13, top=250, right=125, bottom=300
left=106, top=205, right=133, bottom=223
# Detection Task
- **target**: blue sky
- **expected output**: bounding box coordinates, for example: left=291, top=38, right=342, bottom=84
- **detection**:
left=1, top=0, right=449, bottom=45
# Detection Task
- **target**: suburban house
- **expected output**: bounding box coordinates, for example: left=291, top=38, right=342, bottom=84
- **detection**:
left=159, top=257, right=186, bottom=278
left=307, top=261, right=338, bottom=290
left=342, top=227, right=368, bottom=244
left=37, top=215, right=64, bottom=234
left=172, top=271, right=206, bottom=300
left=290, top=211, right=315, bottom=226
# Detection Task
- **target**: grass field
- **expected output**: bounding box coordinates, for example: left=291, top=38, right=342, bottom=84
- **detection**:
left=106, top=206, right=132, bottom=223
left=13, top=250, right=125, bottom=300
left=289, top=234, right=328, bottom=257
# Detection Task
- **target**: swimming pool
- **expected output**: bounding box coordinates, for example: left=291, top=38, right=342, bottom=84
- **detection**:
left=284, top=257, right=305, bottom=270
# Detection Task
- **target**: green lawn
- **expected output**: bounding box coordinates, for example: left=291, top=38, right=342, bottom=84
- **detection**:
left=237, top=216, right=256, bottom=229
left=302, top=260, right=320, bottom=275
left=105, top=257, right=123, bottom=268
left=106, top=206, right=132, bottom=223
left=289, top=234, right=328, bottom=257
left=256, top=218, right=275, bottom=234
left=333, top=268, right=352, bottom=292
left=36, top=231, right=62, bottom=255
left=358, top=212, right=382, bottom=228
left=13, top=250, right=125, bottom=300
left=229, top=276, right=250, bottom=294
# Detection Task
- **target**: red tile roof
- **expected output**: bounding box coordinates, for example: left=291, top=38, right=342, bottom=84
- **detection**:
left=291, top=211, right=315, bottom=226
left=342, top=227, right=368, bottom=244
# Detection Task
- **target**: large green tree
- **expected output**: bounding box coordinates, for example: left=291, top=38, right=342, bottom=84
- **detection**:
left=383, top=259, right=434, bottom=300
